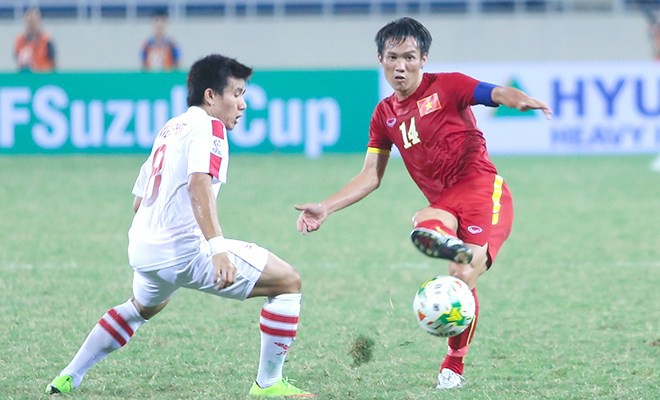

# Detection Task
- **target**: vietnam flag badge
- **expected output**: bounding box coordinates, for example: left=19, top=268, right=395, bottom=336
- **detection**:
left=417, top=93, right=441, bottom=117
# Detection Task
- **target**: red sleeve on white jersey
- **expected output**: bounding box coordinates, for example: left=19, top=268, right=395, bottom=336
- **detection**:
left=188, top=117, right=229, bottom=183
left=209, top=119, right=225, bottom=179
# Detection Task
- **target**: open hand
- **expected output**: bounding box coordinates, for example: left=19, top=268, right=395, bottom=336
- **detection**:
left=517, top=97, right=553, bottom=119
left=294, top=203, right=328, bottom=235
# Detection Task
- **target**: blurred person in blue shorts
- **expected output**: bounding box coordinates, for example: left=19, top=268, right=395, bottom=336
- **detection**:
left=141, top=9, right=181, bottom=71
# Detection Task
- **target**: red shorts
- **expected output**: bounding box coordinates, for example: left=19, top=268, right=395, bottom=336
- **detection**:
left=430, top=174, right=514, bottom=266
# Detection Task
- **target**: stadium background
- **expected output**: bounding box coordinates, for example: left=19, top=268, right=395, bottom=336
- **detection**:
left=0, top=1, right=656, bottom=69
left=1, top=2, right=659, bottom=399
left=2, top=1, right=660, bottom=157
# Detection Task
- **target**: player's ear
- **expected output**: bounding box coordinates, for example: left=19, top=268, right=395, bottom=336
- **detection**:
left=203, top=88, right=215, bottom=105
left=377, top=52, right=383, bottom=64
left=420, top=52, right=428, bottom=68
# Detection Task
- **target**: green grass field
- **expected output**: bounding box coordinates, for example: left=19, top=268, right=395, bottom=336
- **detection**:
left=1, top=154, right=658, bottom=400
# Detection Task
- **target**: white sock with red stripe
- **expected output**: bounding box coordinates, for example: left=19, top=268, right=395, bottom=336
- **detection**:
left=256, top=293, right=301, bottom=388
left=60, top=299, right=146, bottom=388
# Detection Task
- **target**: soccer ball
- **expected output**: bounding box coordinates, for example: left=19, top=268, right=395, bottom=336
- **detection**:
left=412, top=275, right=475, bottom=337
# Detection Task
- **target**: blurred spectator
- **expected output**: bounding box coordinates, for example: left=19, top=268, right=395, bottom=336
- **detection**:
left=649, top=20, right=660, bottom=60
left=14, top=7, right=56, bottom=72
left=141, top=10, right=181, bottom=71
left=643, top=9, right=660, bottom=171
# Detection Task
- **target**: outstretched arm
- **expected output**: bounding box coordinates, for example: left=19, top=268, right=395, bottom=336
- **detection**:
left=294, top=151, right=389, bottom=234
left=491, top=86, right=553, bottom=119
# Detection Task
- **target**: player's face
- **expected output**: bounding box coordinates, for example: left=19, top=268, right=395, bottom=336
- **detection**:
left=378, top=36, right=428, bottom=99
left=208, top=77, right=247, bottom=130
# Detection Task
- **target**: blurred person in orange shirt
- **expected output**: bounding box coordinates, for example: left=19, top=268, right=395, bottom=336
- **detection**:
left=141, top=9, right=181, bottom=71
left=14, top=7, right=56, bottom=72
left=651, top=22, right=660, bottom=60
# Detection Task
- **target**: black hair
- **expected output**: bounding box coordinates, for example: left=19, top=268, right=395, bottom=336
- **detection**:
left=152, top=7, right=168, bottom=18
left=375, top=17, right=432, bottom=57
left=23, top=6, right=41, bottom=15
left=186, top=54, right=253, bottom=107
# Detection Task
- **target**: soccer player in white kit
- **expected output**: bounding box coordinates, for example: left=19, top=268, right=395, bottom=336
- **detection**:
left=46, top=54, right=314, bottom=398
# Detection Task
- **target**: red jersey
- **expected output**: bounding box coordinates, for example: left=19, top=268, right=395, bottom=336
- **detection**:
left=368, top=72, right=497, bottom=204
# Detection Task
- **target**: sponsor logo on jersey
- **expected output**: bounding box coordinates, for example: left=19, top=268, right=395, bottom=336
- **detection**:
left=467, top=225, right=483, bottom=234
left=386, top=117, right=397, bottom=127
left=417, top=93, right=441, bottom=117
left=211, top=137, right=223, bottom=157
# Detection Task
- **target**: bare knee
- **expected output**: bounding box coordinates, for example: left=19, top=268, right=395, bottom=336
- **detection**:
left=290, top=269, right=302, bottom=292
left=448, top=264, right=471, bottom=286
left=412, top=207, right=458, bottom=231
left=250, top=255, right=303, bottom=298
left=279, top=265, right=302, bottom=294
left=448, top=261, right=487, bottom=289
left=132, top=297, right=168, bottom=320
left=412, top=209, right=435, bottom=226
left=447, top=244, right=488, bottom=287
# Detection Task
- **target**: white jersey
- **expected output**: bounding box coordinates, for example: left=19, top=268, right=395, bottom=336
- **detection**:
left=128, top=106, right=229, bottom=271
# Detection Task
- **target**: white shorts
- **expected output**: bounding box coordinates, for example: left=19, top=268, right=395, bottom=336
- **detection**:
left=132, top=239, right=269, bottom=307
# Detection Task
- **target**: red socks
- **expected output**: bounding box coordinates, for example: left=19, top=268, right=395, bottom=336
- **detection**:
left=441, top=287, right=479, bottom=375
left=415, top=219, right=457, bottom=237
left=418, top=220, right=478, bottom=375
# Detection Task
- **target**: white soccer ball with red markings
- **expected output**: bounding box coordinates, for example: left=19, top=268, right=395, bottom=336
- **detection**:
left=412, top=275, right=475, bottom=337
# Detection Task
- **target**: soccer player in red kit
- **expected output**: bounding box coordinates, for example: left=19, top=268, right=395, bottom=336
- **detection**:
left=295, top=17, right=552, bottom=389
